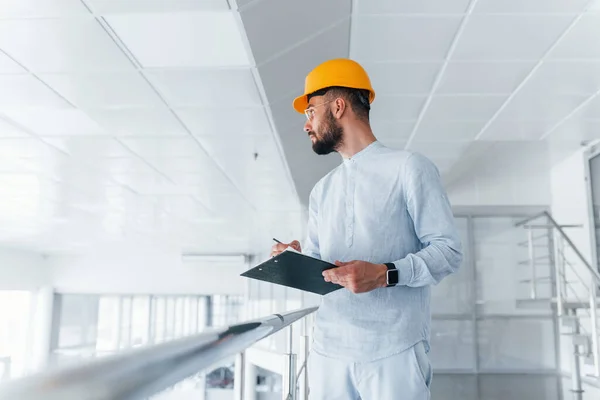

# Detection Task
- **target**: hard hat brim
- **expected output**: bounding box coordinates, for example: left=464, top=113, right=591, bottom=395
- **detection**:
left=293, top=94, right=308, bottom=114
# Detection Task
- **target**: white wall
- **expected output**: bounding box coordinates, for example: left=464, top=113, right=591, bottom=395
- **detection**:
left=48, top=240, right=247, bottom=295
left=446, top=142, right=554, bottom=207
left=0, top=247, right=49, bottom=289
left=550, top=147, right=593, bottom=259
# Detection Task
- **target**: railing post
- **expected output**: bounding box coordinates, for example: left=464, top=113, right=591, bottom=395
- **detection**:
left=282, top=325, right=297, bottom=400
left=528, top=229, right=537, bottom=299
left=554, top=232, right=564, bottom=317
left=568, top=309, right=584, bottom=400
left=282, top=354, right=297, bottom=400
left=298, top=334, right=309, bottom=400
left=234, top=352, right=245, bottom=400
left=589, top=280, right=600, bottom=377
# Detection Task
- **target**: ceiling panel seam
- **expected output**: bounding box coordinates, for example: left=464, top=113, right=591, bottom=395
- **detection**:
left=539, top=89, right=600, bottom=140
left=472, top=3, right=595, bottom=141
left=79, top=3, right=259, bottom=213
left=0, top=112, right=141, bottom=193
left=404, top=0, right=481, bottom=149
left=348, top=0, right=356, bottom=60
left=0, top=49, right=76, bottom=109
left=230, top=0, right=300, bottom=203
left=255, top=16, right=351, bottom=68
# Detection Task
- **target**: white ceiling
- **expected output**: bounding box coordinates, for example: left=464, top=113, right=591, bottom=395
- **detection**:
left=1, top=0, right=600, bottom=255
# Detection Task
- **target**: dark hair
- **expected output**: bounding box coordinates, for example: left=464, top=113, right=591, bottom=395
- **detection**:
left=307, top=86, right=371, bottom=122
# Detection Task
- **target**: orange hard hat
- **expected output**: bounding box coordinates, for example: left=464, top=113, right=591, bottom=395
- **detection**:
left=292, top=58, right=376, bottom=114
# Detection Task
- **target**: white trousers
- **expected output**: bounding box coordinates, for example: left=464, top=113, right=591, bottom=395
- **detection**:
left=307, top=341, right=432, bottom=400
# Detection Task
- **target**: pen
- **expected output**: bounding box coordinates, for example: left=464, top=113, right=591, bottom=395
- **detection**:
left=272, top=238, right=283, bottom=244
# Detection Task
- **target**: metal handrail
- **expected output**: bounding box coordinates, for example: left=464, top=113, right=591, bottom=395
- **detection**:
left=0, top=307, right=318, bottom=400
left=516, top=211, right=600, bottom=378
left=516, top=211, right=600, bottom=284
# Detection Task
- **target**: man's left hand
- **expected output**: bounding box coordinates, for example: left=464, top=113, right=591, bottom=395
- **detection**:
left=323, top=260, right=388, bottom=294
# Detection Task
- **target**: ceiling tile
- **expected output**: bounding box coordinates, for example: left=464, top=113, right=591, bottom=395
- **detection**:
left=41, top=137, right=132, bottom=158
left=479, top=120, right=556, bottom=141
left=370, top=96, right=426, bottom=121
left=85, top=108, right=188, bottom=136
left=105, top=12, right=250, bottom=68
left=235, top=0, right=256, bottom=8
left=146, top=157, right=207, bottom=174
left=258, top=19, right=351, bottom=104
left=409, top=141, right=470, bottom=160
left=0, top=0, right=90, bottom=17
left=3, top=109, right=106, bottom=136
left=423, top=95, right=506, bottom=120
left=518, top=61, right=600, bottom=97
left=0, top=138, right=52, bottom=158
left=437, top=61, right=535, bottom=94
left=0, top=18, right=134, bottom=73
left=356, top=0, right=471, bottom=14
left=167, top=170, right=230, bottom=189
left=414, top=120, right=486, bottom=141
left=579, top=95, right=600, bottom=119
left=0, top=74, right=71, bottom=108
left=87, top=157, right=155, bottom=174
left=549, top=15, right=600, bottom=60
left=352, top=16, right=462, bottom=61
left=474, top=0, right=590, bottom=13
left=198, top=134, right=281, bottom=161
left=193, top=135, right=293, bottom=206
left=547, top=118, right=600, bottom=142
left=371, top=121, right=415, bottom=141
left=155, top=195, right=212, bottom=220
left=119, top=137, right=208, bottom=158
left=0, top=118, right=27, bottom=138
left=362, top=62, right=440, bottom=95
left=145, top=69, right=262, bottom=107
left=109, top=172, right=176, bottom=195
left=176, top=107, right=271, bottom=136
left=86, top=0, right=229, bottom=14
left=242, top=0, right=351, bottom=64
left=0, top=52, right=26, bottom=73
left=452, top=15, right=577, bottom=61
left=40, top=72, right=163, bottom=108
left=496, top=92, right=589, bottom=121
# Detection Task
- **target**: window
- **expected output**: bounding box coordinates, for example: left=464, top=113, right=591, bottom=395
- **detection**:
left=50, top=294, right=241, bottom=364
left=0, top=291, right=32, bottom=379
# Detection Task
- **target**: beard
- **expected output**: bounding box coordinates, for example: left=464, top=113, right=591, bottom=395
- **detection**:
left=310, top=109, right=344, bottom=155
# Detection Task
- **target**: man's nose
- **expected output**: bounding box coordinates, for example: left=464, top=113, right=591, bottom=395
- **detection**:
left=304, top=119, right=311, bottom=133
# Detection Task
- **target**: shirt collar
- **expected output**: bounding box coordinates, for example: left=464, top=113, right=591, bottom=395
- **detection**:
left=343, top=140, right=383, bottom=164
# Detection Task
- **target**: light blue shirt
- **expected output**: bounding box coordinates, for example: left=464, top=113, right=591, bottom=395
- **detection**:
left=303, top=140, right=462, bottom=362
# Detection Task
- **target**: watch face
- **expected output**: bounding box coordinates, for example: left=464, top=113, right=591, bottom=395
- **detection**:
left=387, top=269, right=399, bottom=285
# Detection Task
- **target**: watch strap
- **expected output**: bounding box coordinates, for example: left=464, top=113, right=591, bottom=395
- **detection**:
left=384, top=263, right=398, bottom=287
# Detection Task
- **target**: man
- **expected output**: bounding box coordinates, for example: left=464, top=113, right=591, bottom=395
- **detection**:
left=270, top=58, right=462, bottom=400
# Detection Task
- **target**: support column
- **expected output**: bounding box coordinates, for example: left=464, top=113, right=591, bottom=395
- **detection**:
left=243, top=360, right=257, bottom=400
left=234, top=352, right=245, bottom=400
left=28, top=286, right=54, bottom=373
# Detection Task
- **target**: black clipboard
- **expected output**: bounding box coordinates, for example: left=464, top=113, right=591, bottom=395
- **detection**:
left=241, top=250, right=342, bottom=295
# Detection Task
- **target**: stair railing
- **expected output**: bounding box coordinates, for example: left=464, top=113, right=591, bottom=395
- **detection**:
left=516, top=211, right=600, bottom=379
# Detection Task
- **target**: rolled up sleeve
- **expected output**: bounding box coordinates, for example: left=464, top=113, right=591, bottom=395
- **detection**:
left=392, top=152, right=463, bottom=287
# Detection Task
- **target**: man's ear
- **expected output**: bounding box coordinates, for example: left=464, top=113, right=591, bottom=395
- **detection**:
left=333, top=97, right=346, bottom=119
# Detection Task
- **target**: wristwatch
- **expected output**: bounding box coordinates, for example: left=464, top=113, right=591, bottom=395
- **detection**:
left=385, top=263, right=399, bottom=287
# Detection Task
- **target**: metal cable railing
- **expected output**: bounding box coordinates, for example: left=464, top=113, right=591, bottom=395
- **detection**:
left=516, top=211, right=600, bottom=379
left=0, top=307, right=317, bottom=400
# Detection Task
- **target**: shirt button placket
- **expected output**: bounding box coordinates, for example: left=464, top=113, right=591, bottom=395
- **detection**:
left=345, top=161, right=355, bottom=247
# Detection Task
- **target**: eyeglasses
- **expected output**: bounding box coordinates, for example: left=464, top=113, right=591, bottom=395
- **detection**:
left=304, top=100, right=335, bottom=121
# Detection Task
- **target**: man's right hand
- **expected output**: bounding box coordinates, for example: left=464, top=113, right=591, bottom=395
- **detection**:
left=270, top=240, right=301, bottom=257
